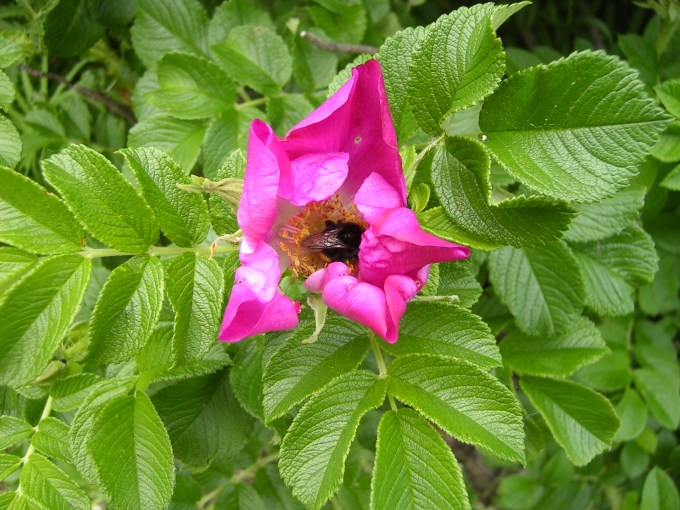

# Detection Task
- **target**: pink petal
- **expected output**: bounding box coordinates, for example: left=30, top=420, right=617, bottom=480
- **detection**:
left=384, top=274, right=420, bottom=343
left=304, top=262, right=351, bottom=293
left=237, top=120, right=287, bottom=248
left=354, top=171, right=405, bottom=223
left=218, top=242, right=299, bottom=342
left=313, top=270, right=420, bottom=343
left=280, top=152, right=349, bottom=206
left=282, top=60, right=406, bottom=202
left=320, top=275, right=389, bottom=340
left=359, top=207, right=470, bottom=287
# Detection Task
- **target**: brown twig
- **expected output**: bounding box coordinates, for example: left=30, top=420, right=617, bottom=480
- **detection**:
left=299, top=30, right=378, bottom=54
left=18, top=64, right=136, bottom=125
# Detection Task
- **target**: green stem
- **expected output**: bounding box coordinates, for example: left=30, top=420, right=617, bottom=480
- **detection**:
left=196, top=453, right=279, bottom=509
left=412, top=294, right=460, bottom=304
left=370, top=335, right=397, bottom=412
left=235, top=97, right=268, bottom=110
left=21, top=396, right=53, bottom=464
left=405, top=134, right=445, bottom=186
left=79, top=244, right=238, bottom=259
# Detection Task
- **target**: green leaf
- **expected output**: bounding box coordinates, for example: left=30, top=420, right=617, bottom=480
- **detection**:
left=308, top=3, right=367, bottom=45
left=0, top=71, right=15, bottom=110
left=408, top=4, right=504, bottom=134
left=488, top=242, right=584, bottom=336
left=136, top=324, right=231, bottom=387
left=262, top=314, right=371, bottom=422
left=32, top=417, right=72, bottom=463
left=656, top=78, right=680, bottom=118
left=91, top=0, right=135, bottom=26
left=147, top=52, right=236, bottom=120
left=121, top=147, right=209, bottom=246
left=87, top=255, right=164, bottom=364
left=0, top=255, right=90, bottom=387
left=520, top=376, right=619, bottom=466
left=388, top=354, right=525, bottom=463
left=661, top=163, right=680, bottom=190
left=207, top=0, right=274, bottom=46
left=480, top=51, right=669, bottom=202
left=292, top=29, right=339, bottom=94
left=571, top=225, right=658, bottom=316
left=429, top=137, right=575, bottom=250
left=372, top=408, right=470, bottom=510
left=641, top=467, right=680, bottom=510
left=88, top=392, right=175, bottom=510
left=202, top=107, right=263, bottom=179
left=69, top=377, right=137, bottom=485
left=633, top=368, right=680, bottom=430
left=212, top=25, right=292, bottom=95
left=43, top=145, right=160, bottom=253
left=153, top=369, right=253, bottom=465
left=623, top=441, right=650, bottom=478
left=279, top=370, right=387, bottom=510
left=253, top=464, right=304, bottom=510
left=500, top=316, right=608, bottom=377
left=574, top=349, right=631, bottom=393
left=217, top=484, right=267, bottom=510
left=613, top=389, right=647, bottom=442
left=0, top=37, right=22, bottom=68
left=0, top=115, right=22, bottom=168
left=618, top=34, right=657, bottom=86
left=436, top=259, right=483, bottom=308
left=0, top=167, right=85, bottom=255
left=490, top=1, right=530, bottom=29
left=0, top=453, right=21, bottom=481
left=20, top=453, right=89, bottom=510
left=651, top=121, right=680, bottom=162
left=0, top=415, right=33, bottom=449
left=131, top=0, right=209, bottom=67
left=0, top=115, right=20, bottom=168
left=378, top=26, right=426, bottom=134
left=495, top=475, right=544, bottom=510
left=128, top=114, right=207, bottom=172
left=229, top=340, right=265, bottom=420
left=166, top=253, right=224, bottom=365
left=563, top=183, right=646, bottom=243
left=50, top=373, right=102, bottom=412
left=43, top=0, right=105, bottom=57
left=383, top=302, right=501, bottom=369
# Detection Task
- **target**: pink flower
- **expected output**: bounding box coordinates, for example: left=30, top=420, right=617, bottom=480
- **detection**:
left=218, top=60, right=469, bottom=344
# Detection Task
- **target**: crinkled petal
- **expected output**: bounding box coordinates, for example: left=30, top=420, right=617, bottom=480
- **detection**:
left=218, top=242, right=299, bottom=342
left=304, top=261, right=351, bottom=293
left=283, top=60, right=406, bottom=202
left=384, top=274, right=420, bottom=343
left=320, top=275, right=388, bottom=340
left=312, top=268, right=419, bottom=343
left=237, top=120, right=287, bottom=249
left=280, top=152, right=349, bottom=206
left=359, top=207, right=470, bottom=287
left=354, top=171, right=405, bottom=223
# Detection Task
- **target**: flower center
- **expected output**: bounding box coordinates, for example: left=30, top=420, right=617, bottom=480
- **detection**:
left=278, top=194, right=367, bottom=278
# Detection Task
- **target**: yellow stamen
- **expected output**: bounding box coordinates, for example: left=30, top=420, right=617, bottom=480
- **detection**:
left=278, top=194, right=366, bottom=278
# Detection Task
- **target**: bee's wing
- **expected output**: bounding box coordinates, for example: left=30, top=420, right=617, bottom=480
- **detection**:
left=301, top=229, right=343, bottom=250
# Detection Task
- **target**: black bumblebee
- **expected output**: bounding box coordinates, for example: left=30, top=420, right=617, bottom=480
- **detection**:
left=301, top=220, right=364, bottom=263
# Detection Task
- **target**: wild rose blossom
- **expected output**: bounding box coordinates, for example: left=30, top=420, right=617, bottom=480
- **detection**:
left=218, top=60, right=469, bottom=344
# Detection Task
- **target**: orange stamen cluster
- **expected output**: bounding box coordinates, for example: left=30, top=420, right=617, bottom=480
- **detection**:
left=278, top=194, right=367, bottom=278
